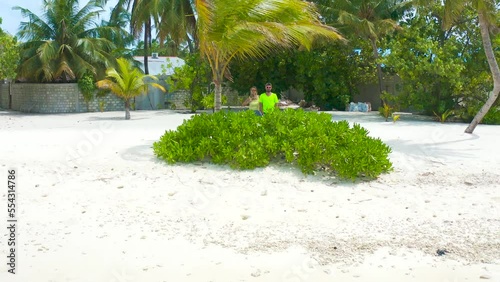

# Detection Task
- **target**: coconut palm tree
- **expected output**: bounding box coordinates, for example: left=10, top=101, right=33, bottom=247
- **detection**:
left=114, top=0, right=196, bottom=71
left=14, top=0, right=119, bottom=82
left=97, top=58, right=166, bottom=119
left=155, top=0, right=197, bottom=54
left=195, top=0, right=343, bottom=111
left=111, top=0, right=153, bottom=73
left=442, top=0, right=499, bottom=133
left=99, top=4, right=135, bottom=57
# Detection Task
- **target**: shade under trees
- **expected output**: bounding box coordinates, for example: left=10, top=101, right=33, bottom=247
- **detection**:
left=195, top=0, right=344, bottom=111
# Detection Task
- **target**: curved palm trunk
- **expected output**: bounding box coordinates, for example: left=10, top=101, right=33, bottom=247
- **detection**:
left=125, top=98, right=131, bottom=120
left=370, top=37, right=384, bottom=95
left=465, top=11, right=500, bottom=134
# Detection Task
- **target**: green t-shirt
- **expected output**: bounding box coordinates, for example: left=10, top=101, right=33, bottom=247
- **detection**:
left=259, top=93, right=279, bottom=113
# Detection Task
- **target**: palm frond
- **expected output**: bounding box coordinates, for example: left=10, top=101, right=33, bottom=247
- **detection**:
left=15, top=0, right=117, bottom=82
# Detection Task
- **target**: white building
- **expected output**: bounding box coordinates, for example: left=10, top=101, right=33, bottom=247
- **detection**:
left=132, top=54, right=185, bottom=110
left=133, top=54, right=185, bottom=75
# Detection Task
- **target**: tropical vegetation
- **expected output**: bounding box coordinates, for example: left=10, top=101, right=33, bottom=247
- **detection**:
left=5, top=0, right=500, bottom=132
left=96, top=57, right=166, bottom=119
left=316, top=0, right=403, bottom=95
left=0, top=18, right=20, bottom=80
left=14, top=0, right=123, bottom=82
left=195, top=0, right=343, bottom=111
left=153, top=110, right=393, bottom=180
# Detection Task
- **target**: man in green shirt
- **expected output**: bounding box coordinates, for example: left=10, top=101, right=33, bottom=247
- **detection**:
left=259, top=82, right=279, bottom=114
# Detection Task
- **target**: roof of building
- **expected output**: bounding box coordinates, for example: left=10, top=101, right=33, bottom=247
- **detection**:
left=132, top=56, right=185, bottom=76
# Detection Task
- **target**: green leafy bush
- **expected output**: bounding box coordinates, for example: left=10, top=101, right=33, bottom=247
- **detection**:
left=202, top=92, right=228, bottom=111
left=459, top=99, right=500, bottom=125
left=153, top=110, right=392, bottom=180
left=482, top=108, right=500, bottom=125
left=77, top=73, right=96, bottom=110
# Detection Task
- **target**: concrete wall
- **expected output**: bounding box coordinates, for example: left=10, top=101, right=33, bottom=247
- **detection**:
left=135, top=88, right=165, bottom=110
left=0, top=78, right=402, bottom=113
left=353, top=75, right=402, bottom=110
left=0, top=83, right=9, bottom=109
left=3, top=83, right=123, bottom=113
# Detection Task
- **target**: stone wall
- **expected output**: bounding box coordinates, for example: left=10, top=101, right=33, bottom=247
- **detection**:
left=0, top=79, right=401, bottom=113
left=165, top=90, right=189, bottom=110
left=78, top=93, right=124, bottom=113
left=5, top=83, right=123, bottom=113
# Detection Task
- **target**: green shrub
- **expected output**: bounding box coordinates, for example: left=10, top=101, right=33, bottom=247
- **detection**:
left=153, top=110, right=393, bottom=180
left=77, top=73, right=96, bottom=110
left=482, top=108, right=500, bottom=125
left=202, top=92, right=228, bottom=111
left=458, top=99, right=500, bottom=125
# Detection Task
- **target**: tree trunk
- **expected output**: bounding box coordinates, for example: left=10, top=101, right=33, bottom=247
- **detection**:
left=370, top=37, right=384, bottom=96
left=214, top=76, right=222, bottom=112
left=143, top=22, right=150, bottom=75
left=465, top=11, right=500, bottom=133
left=125, top=99, right=131, bottom=120
left=186, top=35, right=194, bottom=54
left=9, top=80, right=13, bottom=109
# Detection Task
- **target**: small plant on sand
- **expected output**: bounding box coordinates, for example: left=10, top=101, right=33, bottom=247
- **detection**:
left=434, top=109, right=454, bottom=123
left=153, top=110, right=393, bottom=180
left=379, top=102, right=394, bottom=122
left=392, top=114, right=400, bottom=123
left=98, top=100, right=105, bottom=112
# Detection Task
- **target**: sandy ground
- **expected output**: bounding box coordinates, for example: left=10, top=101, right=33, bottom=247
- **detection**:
left=0, top=109, right=499, bottom=282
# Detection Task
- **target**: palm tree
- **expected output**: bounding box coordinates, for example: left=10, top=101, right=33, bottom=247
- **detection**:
left=14, top=0, right=119, bottom=82
left=331, top=0, right=404, bottom=95
left=195, top=0, right=343, bottom=111
left=441, top=0, right=500, bottom=133
left=112, top=0, right=153, bottom=73
left=114, top=0, right=196, bottom=72
left=155, top=0, right=197, bottom=54
left=96, top=57, right=165, bottom=119
left=99, top=4, right=135, bottom=58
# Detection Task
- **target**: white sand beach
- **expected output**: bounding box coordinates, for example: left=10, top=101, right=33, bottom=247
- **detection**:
left=0, top=109, right=499, bottom=282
